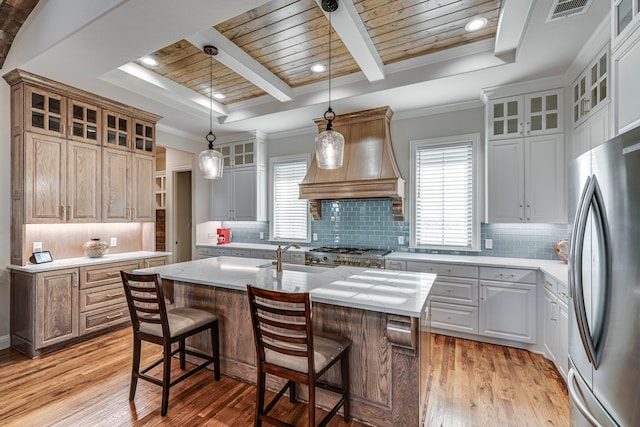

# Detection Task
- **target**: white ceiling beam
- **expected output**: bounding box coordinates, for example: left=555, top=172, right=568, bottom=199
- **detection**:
left=494, top=0, right=534, bottom=62
left=186, top=29, right=294, bottom=103
left=315, top=0, right=385, bottom=82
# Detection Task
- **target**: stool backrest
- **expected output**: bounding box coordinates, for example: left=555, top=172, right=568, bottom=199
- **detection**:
left=121, top=271, right=170, bottom=338
left=247, top=285, right=314, bottom=374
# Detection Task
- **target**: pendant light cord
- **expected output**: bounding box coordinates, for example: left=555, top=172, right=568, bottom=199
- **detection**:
left=209, top=52, right=213, bottom=146
left=328, top=10, right=332, bottom=110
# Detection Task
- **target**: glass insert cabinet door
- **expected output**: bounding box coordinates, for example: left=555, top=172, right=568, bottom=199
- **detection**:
left=103, top=110, right=130, bottom=150
left=133, top=120, right=154, bottom=155
left=68, top=100, right=100, bottom=144
left=572, top=47, right=608, bottom=126
left=489, top=95, right=523, bottom=139
left=213, top=141, right=255, bottom=168
left=25, top=86, right=66, bottom=136
left=525, top=90, right=561, bottom=135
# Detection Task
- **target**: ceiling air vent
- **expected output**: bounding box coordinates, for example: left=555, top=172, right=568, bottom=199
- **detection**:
left=547, top=0, right=592, bottom=22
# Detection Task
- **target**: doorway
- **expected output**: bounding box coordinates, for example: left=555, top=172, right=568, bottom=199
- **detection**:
left=173, top=170, right=192, bottom=262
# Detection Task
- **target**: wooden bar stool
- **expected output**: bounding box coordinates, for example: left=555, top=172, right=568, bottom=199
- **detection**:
left=246, top=285, right=351, bottom=427
left=120, top=271, right=221, bottom=416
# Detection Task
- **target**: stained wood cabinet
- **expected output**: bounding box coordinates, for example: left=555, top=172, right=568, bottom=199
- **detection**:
left=4, top=69, right=160, bottom=264
left=36, top=268, right=79, bottom=349
left=24, top=133, right=101, bottom=224
left=10, top=255, right=168, bottom=357
left=211, top=138, right=266, bottom=221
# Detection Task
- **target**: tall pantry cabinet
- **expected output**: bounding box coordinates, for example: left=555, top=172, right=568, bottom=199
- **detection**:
left=4, top=69, right=161, bottom=264
left=485, top=88, right=566, bottom=223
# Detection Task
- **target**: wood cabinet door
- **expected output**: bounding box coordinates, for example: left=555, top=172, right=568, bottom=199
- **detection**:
left=102, top=147, right=130, bottom=222
left=24, top=86, right=66, bottom=137
left=524, top=134, right=565, bottom=223
left=486, top=139, right=525, bottom=222
left=132, top=119, right=155, bottom=156
left=479, top=280, right=537, bottom=344
left=67, top=99, right=100, bottom=144
left=24, top=133, right=66, bottom=223
left=36, top=268, right=79, bottom=349
left=131, top=154, right=154, bottom=221
left=558, top=302, right=569, bottom=380
left=103, top=110, right=130, bottom=151
left=67, top=140, right=101, bottom=222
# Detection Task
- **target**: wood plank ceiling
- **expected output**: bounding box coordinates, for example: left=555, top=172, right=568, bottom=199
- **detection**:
left=138, top=0, right=501, bottom=105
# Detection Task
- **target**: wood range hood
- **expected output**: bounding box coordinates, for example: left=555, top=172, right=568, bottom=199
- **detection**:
left=299, top=106, right=405, bottom=220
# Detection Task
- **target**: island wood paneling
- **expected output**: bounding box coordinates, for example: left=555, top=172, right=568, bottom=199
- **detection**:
left=168, top=279, right=428, bottom=427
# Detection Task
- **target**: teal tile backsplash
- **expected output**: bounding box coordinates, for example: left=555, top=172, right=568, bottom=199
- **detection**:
left=223, top=199, right=569, bottom=260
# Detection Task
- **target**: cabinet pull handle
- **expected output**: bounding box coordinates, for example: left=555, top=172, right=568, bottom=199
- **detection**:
left=519, top=122, right=524, bottom=135
left=519, top=204, right=524, bottom=221
left=551, top=301, right=557, bottom=305
left=106, top=312, right=124, bottom=320
left=526, top=204, right=531, bottom=221
left=72, top=271, right=78, bottom=287
left=106, top=292, right=123, bottom=298
left=550, top=317, right=558, bottom=321
left=60, top=205, right=65, bottom=220
left=526, top=121, right=530, bottom=134
left=106, top=272, right=120, bottom=277
left=67, top=205, right=72, bottom=221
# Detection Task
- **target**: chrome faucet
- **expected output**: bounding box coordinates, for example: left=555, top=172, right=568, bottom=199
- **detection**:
left=273, top=243, right=301, bottom=272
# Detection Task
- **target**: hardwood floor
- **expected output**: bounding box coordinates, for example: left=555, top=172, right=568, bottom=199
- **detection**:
left=0, top=329, right=568, bottom=426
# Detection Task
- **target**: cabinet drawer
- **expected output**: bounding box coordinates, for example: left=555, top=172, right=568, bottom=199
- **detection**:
left=80, top=283, right=126, bottom=312
left=142, top=256, right=167, bottom=268
left=385, top=260, right=406, bottom=271
left=542, top=273, right=558, bottom=294
left=406, top=261, right=478, bottom=278
left=557, top=280, right=569, bottom=304
left=80, top=260, right=142, bottom=289
left=431, top=277, right=479, bottom=306
left=79, top=303, right=129, bottom=335
left=251, top=249, right=284, bottom=260
left=231, top=249, right=250, bottom=257
left=479, top=266, right=537, bottom=283
left=431, top=302, right=479, bottom=334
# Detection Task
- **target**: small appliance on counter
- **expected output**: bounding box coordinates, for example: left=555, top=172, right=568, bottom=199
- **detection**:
left=216, top=228, right=231, bottom=245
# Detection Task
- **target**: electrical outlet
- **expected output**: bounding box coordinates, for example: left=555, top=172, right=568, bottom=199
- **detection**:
left=313, top=233, right=318, bottom=241
left=397, top=236, right=405, bottom=245
left=485, top=239, right=493, bottom=249
left=110, top=237, right=117, bottom=247
left=259, top=232, right=264, bottom=240
left=33, top=242, right=42, bottom=253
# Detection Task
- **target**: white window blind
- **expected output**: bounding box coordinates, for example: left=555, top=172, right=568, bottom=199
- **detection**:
left=414, top=140, right=475, bottom=249
left=272, top=159, right=308, bottom=241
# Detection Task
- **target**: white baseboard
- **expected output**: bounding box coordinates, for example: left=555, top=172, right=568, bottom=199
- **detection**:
left=0, top=335, right=10, bottom=350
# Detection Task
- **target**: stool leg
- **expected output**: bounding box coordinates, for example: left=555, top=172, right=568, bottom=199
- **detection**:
left=341, top=351, right=351, bottom=421
left=129, top=337, right=141, bottom=401
left=211, top=322, right=220, bottom=381
left=289, top=381, right=296, bottom=403
left=179, top=339, right=186, bottom=370
left=308, top=378, right=316, bottom=427
left=161, top=343, right=172, bottom=416
left=255, top=370, right=266, bottom=427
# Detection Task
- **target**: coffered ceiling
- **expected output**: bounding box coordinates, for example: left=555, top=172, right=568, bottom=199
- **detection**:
left=4, top=0, right=610, bottom=142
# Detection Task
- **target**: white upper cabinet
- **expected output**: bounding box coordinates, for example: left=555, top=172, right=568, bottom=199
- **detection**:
left=211, top=137, right=266, bottom=221
left=612, top=0, right=640, bottom=134
left=572, top=46, right=609, bottom=129
left=488, top=89, right=563, bottom=140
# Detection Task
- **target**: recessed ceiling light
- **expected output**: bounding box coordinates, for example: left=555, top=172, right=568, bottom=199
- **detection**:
left=141, top=56, right=159, bottom=66
left=310, top=63, right=326, bottom=73
left=465, top=17, right=488, bottom=32
left=213, top=93, right=225, bottom=100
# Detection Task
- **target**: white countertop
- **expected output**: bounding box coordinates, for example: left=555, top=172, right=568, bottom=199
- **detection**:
left=136, top=256, right=435, bottom=318
left=385, top=252, right=568, bottom=285
left=196, top=242, right=311, bottom=252
left=7, top=251, right=172, bottom=273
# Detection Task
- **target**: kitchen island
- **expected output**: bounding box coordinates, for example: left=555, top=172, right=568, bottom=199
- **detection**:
left=137, top=256, right=435, bottom=427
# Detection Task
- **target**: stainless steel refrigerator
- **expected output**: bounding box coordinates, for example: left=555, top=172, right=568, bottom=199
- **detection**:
left=568, top=126, right=640, bottom=426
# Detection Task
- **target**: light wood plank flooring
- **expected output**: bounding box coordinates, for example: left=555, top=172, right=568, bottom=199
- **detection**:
left=0, top=329, right=568, bottom=426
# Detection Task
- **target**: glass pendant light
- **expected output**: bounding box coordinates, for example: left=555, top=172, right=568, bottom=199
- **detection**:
left=198, top=45, right=224, bottom=179
left=314, top=0, right=344, bottom=169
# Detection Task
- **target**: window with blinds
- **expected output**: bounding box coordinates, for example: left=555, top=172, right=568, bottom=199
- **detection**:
left=271, top=157, right=309, bottom=241
left=412, top=135, right=479, bottom=250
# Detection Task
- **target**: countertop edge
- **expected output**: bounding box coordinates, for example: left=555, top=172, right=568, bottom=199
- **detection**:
left=7, top=251, right=172, bottom=273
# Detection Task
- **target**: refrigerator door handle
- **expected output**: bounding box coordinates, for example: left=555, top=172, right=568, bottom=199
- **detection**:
left=570, top=176, right=597, bottom=366
left=590, top=176, right=613, bottom=368
left=568, top=368, right=603, bottom=427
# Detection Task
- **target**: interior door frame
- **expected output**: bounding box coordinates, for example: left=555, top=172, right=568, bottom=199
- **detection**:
left=172, top=166, right=193, bottom=262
